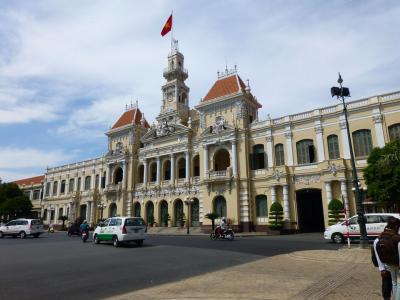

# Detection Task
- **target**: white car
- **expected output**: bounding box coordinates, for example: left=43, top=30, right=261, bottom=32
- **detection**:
left=0, top=219, right=45, bottom=238
left=93, top=217, right=147, bottom=247
left=324, top=213, right=400, bottom=244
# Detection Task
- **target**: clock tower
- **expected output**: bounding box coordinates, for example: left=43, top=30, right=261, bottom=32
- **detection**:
left=159, top=40, right=190, bottom=125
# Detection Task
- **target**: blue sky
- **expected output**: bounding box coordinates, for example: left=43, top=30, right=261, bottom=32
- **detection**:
left=1, top=0, right=399, bottom=182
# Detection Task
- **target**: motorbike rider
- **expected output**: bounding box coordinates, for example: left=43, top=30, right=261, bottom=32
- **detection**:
left=80, top=220, right=89, bottom=235
left=216, top=217, right=228, bottom=237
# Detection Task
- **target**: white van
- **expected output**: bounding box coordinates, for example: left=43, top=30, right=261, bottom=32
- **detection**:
left=0, top=219, right=45, bottom=238
left=324, top=213, right=400, bottom=244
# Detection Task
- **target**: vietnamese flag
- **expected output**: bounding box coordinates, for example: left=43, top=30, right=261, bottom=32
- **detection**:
left=161, top=14, right=172, bottom=37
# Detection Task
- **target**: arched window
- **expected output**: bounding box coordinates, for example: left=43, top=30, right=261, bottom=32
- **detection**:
left=327, top=135, right=340, bottom=159
left=84, top=176, right=91, bottom=190
left=214, top=149, right=230, bottom=171
left=296, top=139, right=316, bottom=165
left=68, top=178, right=74, bottom=193
left=150, top=162, right=157, bottom=182
left=45, top=182, right=50, bottom=196
left=275, top=144, right=285, bottom=166
left=177, top=158, right=186, bottom=179
left=133, top=202, right=141, bottom=217
left=95, top=174, right=99, bottom=189
left=114, top=167, right=123, bottom=184
left=214, top=196, right=227, bottom=218
left=138, top=165, right=144, bottom=183
left=389, top=123, right=400, bottom=141
left=146, top=202, right=154, bottom=224
left=255, top=195, right=268, bottom=217
left=251, top=144, right=266, bottom=170
left=60, top=180, right=66, bottom=194
left=77, top=177, right=82, bottom=191
left=101, top=171, right=106, bottom=188
left=163, top=160, right=171, bottom=181
left=109, top=203, right=117, bottom=217
left=352, top=129, right=373, bottom=157
left=193, top=155, right=200, bottom=177
left=53, top=181, right=58, bottom=196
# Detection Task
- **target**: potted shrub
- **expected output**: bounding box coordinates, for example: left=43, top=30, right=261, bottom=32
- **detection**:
left=161, top=213, right=170, bottom=227
left=205, top=212, right=219, bottom=231
left=268, top=202, right=284, bottom=231
left=328, top=199, right=344, bottom=225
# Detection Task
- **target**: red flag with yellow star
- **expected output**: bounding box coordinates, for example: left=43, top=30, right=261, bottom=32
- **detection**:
left=161, top=14, right=172, bottom=37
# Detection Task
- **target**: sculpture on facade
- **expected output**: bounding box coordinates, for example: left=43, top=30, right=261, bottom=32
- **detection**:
left=156, top=119, right=175, bottom=137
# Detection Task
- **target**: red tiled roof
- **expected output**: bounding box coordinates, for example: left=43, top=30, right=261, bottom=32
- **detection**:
left=111, top=108, right=149, bottom=130
left=203, top=74, right=246, bottom=102
left=14, top=175, right=44, bottom=186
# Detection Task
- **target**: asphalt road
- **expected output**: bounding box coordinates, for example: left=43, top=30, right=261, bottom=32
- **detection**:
left=0, top=232, right=339, bottom=300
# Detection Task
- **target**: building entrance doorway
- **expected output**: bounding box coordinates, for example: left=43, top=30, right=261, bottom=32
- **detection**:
left=296, top=189, right=324, bottom=232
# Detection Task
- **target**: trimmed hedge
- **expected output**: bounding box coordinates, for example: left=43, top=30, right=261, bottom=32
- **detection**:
left=269, top=202, right=284, bottom=230
left=328, top=198, right=344, bottom=225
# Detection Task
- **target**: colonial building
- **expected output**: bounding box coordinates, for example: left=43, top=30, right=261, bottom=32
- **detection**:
left=13, top=175, right=44, bottom=218
left=36, top=43, right=400, bottom=232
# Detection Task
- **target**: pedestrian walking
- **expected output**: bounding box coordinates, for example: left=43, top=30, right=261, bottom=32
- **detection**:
left=374, top=216, right=400, bottom=300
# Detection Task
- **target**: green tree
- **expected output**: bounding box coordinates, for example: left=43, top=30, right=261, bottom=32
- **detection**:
left=0, top=182, right=32, bottom=221
left=364, top=140, right=400, bottom=203
left=205, top=212, right=219, bottom=230
left=328, top=199, right=344, bottom=225
left=268, top=202, right=283, bottom=230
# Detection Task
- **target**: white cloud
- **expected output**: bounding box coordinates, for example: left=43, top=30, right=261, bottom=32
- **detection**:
left=0, top=147, right=73, bottom=169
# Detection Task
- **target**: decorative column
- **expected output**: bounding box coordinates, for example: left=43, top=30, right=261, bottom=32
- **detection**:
left=105, top=165, right=110, bottom=187
left=80, top=176, right=85, bottom=192
left=325, top=181, right=332, bottom=206
left=339, top=116, right=351, bottom=159
left=90, top=201, right=95, bottom=223
left=57, top=180, right=61, bottom=196
left=86, top=202, right=91, bottom=222
left=284, top=130, right=294, bottom=166
left=67, top=203, right=72, bottom=220
left=47, top=207, right=51, bottom=224
left=271, top=186, right=276, bottom=203
left=266, top=134, right=274, bottom=168
left=54, top=205, right=59, bottom=224
left=74, top=177, right=78, bottom=192
left=143, top=159, right=148, bottom=186
left=43, top=181, right=47, bottom=199
left=156, top=157, right=161, bottom=185
left=170, top=154, right=175, bottom=185
left=185, top=151, right=190, bottom=182
left=283, top=185, right=290, bottom=220
left=29, top=190, right=33, bottom=201
left=91, top=172, right=95, bottom=190
left=203, top=145, right=209, bottom=178
left=231, top=140, right=238, bottom=177
left=315, top=122, right=325, bottom=162
left=341, top=180, right=350, bottom=214
left=41, top=206, right=45, bottom=219
left=122, top=162, right=127, bottom=189
left=373, top=112, right=385, bottom=147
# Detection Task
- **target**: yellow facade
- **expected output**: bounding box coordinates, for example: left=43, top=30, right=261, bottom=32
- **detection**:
left=40, top=47, right=400, bottom=232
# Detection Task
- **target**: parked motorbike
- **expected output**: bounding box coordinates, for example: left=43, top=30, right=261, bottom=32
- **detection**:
left=81, top=230, right=89, bottom=243
left=47, top=225, right=54, bottom=233
left=210, top=227, right=234, bottom=241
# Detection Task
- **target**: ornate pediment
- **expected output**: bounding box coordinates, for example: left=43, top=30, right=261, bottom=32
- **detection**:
left=141, top=119, right=189, bottom=142
left=200, top=116, right=235, bottom=137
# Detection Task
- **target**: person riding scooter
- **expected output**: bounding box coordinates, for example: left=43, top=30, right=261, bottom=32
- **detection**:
left=80, top=220, right=89, bottom=235
left=215, top=217, right=228, bottom=237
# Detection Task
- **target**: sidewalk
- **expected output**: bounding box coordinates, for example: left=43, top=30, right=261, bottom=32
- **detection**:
left=107, top=247, right=381, bottom=300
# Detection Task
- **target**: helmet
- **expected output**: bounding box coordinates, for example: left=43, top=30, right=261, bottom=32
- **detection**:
left=222, top=217, right=226, bottom=222
left=83, top=220, right=87, bottom=224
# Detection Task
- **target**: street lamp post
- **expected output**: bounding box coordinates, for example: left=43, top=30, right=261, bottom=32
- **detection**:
left=184, top=198, right=193, bottom=235
left=97, top=203, right=106, bottom=220
left=331, top=73, right=368, bottom=248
